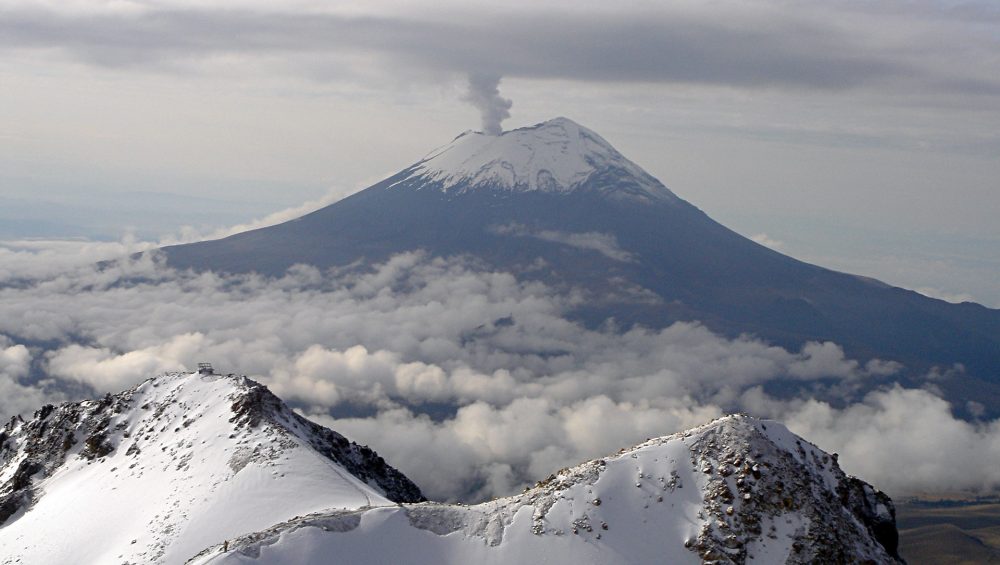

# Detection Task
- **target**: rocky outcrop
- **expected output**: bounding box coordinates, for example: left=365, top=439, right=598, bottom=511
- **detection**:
left=0, top=393, right=131, bottom=526
left=682, top=416, right=904, bottom=564
left=189, top=414, right=904, bottom=565
left=841, top=477, right=901, bottom=561
left=0, top=372, right=423, bottom=533
left=228, top=377, right=425, bottom=504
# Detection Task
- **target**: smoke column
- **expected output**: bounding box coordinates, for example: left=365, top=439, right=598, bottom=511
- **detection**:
left=464, top=73, right=512, bottom=135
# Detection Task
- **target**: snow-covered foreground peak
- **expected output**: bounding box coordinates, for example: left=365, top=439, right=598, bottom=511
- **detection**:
left=403, top=117, right=677, bottom=202
left=0, top=372, right=423, bottom=564
left=191, top=414, right=902, bottom=565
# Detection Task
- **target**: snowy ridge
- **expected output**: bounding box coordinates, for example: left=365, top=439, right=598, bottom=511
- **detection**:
left=402, top=117, right=677, bottom=202
left=0, top=372, right=422, bottom=565
left=190, top=415, right=902, bottom=565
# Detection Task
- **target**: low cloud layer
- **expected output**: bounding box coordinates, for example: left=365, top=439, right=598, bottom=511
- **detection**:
left=1, top=239, right=998, bottom=502
left=780, top=386, right=1000, bottom=495
left=0, top=335, right=64, bottom=420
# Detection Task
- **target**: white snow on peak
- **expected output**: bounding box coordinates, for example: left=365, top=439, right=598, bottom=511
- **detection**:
left=3, top=373, right=899, bottom=565
left=191, top=414, right=900, bottom=565
left=410, top=117, right=675, bottom=200
left=0, top=372, right=417, bottom=565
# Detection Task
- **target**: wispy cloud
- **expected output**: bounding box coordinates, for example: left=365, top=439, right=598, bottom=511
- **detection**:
left=914, top=286, right=976, bottom=304
left=490, top=223, right=634, bottom=262
left=750, top=233, right=784, bottom=250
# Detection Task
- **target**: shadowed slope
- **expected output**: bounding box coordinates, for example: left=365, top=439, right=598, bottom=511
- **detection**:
left=162, top=118, right=1000, bottom=408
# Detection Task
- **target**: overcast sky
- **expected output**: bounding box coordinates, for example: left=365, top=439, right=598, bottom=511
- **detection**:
left=1, top=0, right=998, bottom=305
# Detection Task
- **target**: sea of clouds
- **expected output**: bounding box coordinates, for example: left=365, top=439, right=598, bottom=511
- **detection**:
left=2, top=238, right=999, bottom=502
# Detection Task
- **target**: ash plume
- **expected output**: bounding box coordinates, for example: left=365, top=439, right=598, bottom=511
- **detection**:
left=464, top=73, right=512, bottom=135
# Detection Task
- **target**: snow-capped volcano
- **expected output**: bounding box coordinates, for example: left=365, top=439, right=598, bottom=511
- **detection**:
left=0, top=371, right=422, bottom=564
left=403, top=117, right=675, bottom=201
left=161, top=117, right=1000, bottom=410
left=189, top=414, right=902, bottom=565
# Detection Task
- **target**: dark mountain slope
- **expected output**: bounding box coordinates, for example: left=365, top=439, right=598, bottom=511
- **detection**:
left=162, top=118, right=1000, bottom=404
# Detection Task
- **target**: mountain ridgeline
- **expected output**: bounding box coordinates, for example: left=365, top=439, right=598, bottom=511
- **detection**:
left=162, top=117, right=1000, bottom=412
left=190, top=415, right=904, bottom=565
left=0, top=372, right=423, bottom=564
left=0, top=372, right=903, bottom=564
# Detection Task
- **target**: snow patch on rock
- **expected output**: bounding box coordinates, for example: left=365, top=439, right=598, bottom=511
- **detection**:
left=0, top=372, right=423, bottom=564
left=190, top=415, right=902, bottom=565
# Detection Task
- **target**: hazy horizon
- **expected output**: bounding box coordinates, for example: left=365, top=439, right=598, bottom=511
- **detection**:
left=2, top=1, right=998, bottom=307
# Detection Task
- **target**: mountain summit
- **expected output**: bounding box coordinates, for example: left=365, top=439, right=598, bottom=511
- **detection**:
left=0, top=371, right=423, bottom=564
left=401, top=117, right=675, bottom=202
left=190, top=414, right=902, bottom=565
left=0, top=372, right=904, bottom=564
left=162, top=118, right=1000, bottom=411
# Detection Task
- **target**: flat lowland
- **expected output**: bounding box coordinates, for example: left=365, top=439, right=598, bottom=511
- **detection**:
left=898, top=499, right=1000, bottom=564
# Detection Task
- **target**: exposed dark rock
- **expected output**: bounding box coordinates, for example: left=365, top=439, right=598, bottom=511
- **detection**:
left=841, top=477, right=902, bottom=560
left=0, top=460, right=42, bottom=525
left=82, top=430, right=114, bottom=460
left=228, top=377, right=425, bottom=504
left=685, top=415, right=904, bottom=565
left=0, top=371, right=425, bottom=535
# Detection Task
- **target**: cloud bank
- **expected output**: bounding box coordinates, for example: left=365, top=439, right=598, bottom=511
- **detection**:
left=0, top=335, right=64, bottom=420
left=1, top=239, right=998, bottom=502
left=2, top=1, right=999, bottom=104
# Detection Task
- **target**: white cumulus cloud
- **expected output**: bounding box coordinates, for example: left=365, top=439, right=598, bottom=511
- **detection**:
left=0, top=239, right=997, bottom=502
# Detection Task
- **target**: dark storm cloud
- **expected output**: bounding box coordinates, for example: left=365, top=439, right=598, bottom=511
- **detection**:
left=0, top=5, right=957, bottom=92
